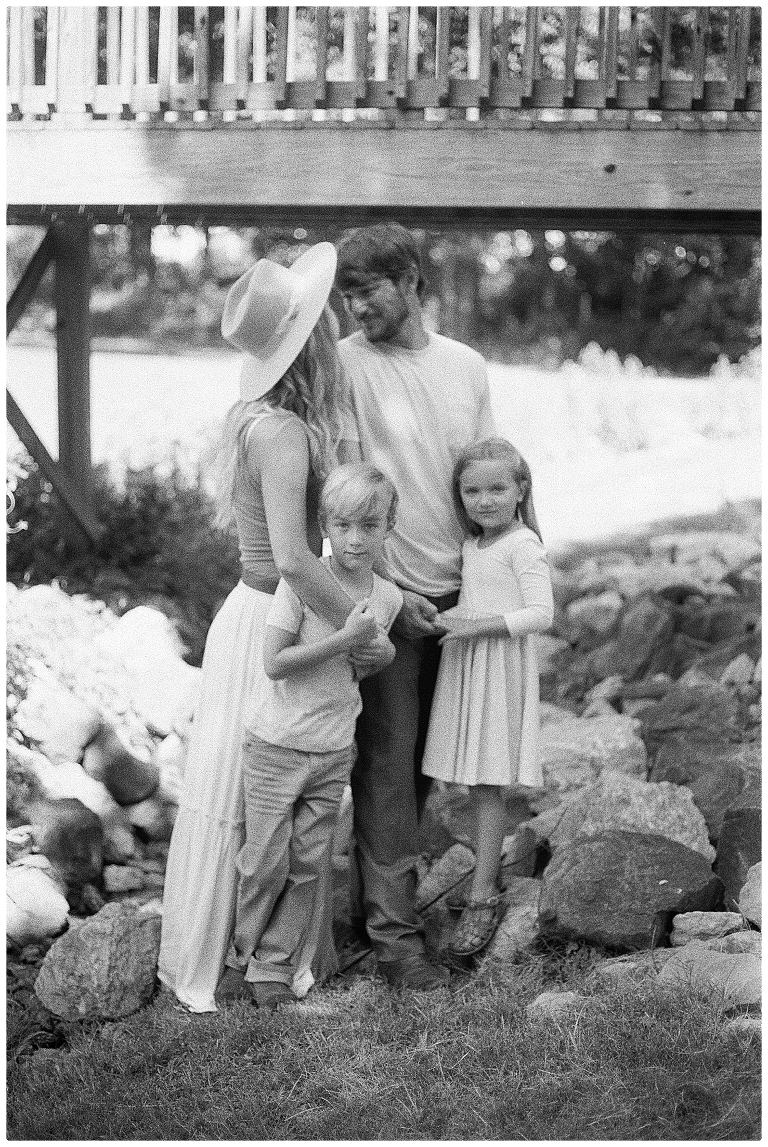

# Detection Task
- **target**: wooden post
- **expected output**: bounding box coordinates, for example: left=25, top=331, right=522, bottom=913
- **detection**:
left=53, top=219, right=93, bottom=550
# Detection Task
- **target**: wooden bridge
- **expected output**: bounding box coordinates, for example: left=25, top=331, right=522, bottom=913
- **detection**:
left=5, top=5, right=762, bottom=548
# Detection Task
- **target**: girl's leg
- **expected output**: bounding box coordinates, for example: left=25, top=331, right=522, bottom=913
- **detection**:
left=469, top=785, right=506, bottom=902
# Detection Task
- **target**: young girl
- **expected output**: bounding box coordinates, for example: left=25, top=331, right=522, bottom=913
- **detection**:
left=421, top=437, right=554, bottom=959
left=219, top=463, right=403, bottom=1008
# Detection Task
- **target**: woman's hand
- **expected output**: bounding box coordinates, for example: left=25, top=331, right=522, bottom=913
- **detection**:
left=342, top=600, right=378, bottom=648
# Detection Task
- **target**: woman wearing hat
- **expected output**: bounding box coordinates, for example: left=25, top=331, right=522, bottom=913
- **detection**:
left=158, top=243, right=387, bottom=1013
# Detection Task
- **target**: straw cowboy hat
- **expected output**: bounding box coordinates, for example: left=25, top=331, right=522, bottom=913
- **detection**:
left=221, top=241, right=338, bottom=402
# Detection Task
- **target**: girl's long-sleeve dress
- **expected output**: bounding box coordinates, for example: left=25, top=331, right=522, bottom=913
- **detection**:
left=421, top=525, right=554, bottom=788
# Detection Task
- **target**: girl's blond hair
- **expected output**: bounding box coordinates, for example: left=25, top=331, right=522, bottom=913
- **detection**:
left=212, top=306, right=350, bottom=531
left=453, top=437, right=543, bottom=542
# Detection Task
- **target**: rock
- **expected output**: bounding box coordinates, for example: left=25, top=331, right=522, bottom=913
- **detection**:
left=16, top=745, right=138, bottom=863
left=670, top=911, right=746, bottom=947
left=34, top=901, right=162, bottom=1020
left=587, top=595, right=675, bottom=681
left=530, top=714, right=647, bottom=813
left=657, top=942, right=761, bottom=1008
left=536, top=635, right=572, bottom=676
left=14, top=671, right=102, bottom=766
left=705, top=930, right=761, bottom=956
left=124, top=796, right=175, bottom=842
left=82, top=723, right=160, bottom=806
left=640, top=678, right=741, bottom=757
left=650, top=736, right=760, bottom=840
left=526, top=990, right=583, bottom=1019
left=720, top=654, right=756, bottom=689
left=581, top=699, right=619, bottom=718
left=588, top=949, right=677, bottom=986
left=6, top=824, right=35, bottom=864
left=716, top=805, right=761, bottom=910
left=415, top=843, right=475, bottom=911
left=549, top=772, right=715, bottom=862
left=7, top=860, right=70, bottom=947
left=566, top=591, right=624, bottom=642
left=540, top=703, right=577, bottom=724
left=753, top=658, right=761, bottom=685
left=500, top=823, right=539, bottom=879
left=538, top=831, right=722, bottom=951
left=738, top=863, right=761, bottom=927
left=103, top=864, right=145, bottom=893
left=30, top=797, right=104, bottom=886
left=484, top=877, right=540, bottom=960
left=154, top=732, right=186, bottom=807
left=723, top=1016, right=762, bottom=1039
left=584, top=675, right=625, bottom=705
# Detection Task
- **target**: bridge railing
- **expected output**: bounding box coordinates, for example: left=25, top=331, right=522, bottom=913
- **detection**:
left=7, top=6, right=762, bottom=124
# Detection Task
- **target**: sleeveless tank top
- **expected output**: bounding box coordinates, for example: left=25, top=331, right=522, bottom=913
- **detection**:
left=233, top=407, right=322, bottom=580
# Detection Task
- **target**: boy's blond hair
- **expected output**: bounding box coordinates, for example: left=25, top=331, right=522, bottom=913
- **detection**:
left=319, top=463, right=398, bottom=531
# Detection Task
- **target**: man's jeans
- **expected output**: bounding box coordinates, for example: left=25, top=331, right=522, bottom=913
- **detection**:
left=226, top=733, right=352, bottom=986
left=351, top=590, right=459, bottom=963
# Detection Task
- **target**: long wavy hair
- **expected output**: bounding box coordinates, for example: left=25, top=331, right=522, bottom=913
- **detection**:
left=213, top=306, right=350, bottom=531
left=453, top=437, right=543, bottom=542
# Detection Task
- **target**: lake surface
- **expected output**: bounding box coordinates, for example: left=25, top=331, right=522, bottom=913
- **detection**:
left=7, top=344, right=760, bottom=548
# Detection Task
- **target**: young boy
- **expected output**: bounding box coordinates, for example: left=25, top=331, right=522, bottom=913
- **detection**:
left=220, top=463, right=402, bottom=1008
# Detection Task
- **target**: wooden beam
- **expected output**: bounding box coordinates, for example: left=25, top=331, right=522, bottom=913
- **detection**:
left=6, top=125, right=761, bottom=216
left=6, top=228, right=56, bottom=337
left=53, top=220, right=93, bottom=514
left=6, top=391, right=104, bottom=545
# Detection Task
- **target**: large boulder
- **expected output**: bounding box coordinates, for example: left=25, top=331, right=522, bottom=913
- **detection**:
left=549, top=772, right=715, bottom=862
left=30, top=796, right=104, bottom=886
left=484, top=877, right=541, bottom=961
left=6, top=856, right=70, bottom=946
left=34, top=901, right=162, bottom=1020
left=716, top=804, right=762, bottom=910
left=13, top=670, right=102, bottom=765
left=415, top=843, right=475, bottom=912
left=81, top=722, right=160, bottom=806
left=94, top=607, right=201, bottom=738
left=586, top=595, right=674, bottom=681
left=538, top=831, right=722, bottom=951
left=565, top=591, right=624, bottom=643
left=530, top=714, right=647, bottom=812
left=657, top=941, right=761, bottom=1008
left=639, top=677, right=742, bottom=758
left=738, top=863, right=761, bottom=927
left=650, top=736, right=760, bottom=839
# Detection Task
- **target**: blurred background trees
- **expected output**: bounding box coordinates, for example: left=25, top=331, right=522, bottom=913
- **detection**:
left=7, top=223, right=761, bottom=376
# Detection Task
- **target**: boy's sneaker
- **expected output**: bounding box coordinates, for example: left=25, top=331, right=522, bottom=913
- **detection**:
left=248, top=981, right=295, bottom=1010
left=377, top=954, right=450, bottom=991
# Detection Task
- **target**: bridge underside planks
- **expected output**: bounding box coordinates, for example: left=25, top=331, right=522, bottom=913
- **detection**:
left=7, top=125, right=761, bottom=229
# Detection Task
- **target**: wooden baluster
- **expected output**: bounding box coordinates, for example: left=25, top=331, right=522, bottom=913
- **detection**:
left=157, top=6, right=175, bottom=108
left=286, top=5, right=297, bottom=83
left=54, top=7, right=93, bottom=121
left=45, top=6, right=60, bottom=110
left=574, top=5, right=603, bottom=107
left=355, top=7, right=370, bottom=102
left=374, top=6, right=389, bottom=80
left=628, top=7, right=638, bottom=81
left=119, top=6, right=135, bottom=113
left=20, top=6, right=35, bottom=116
left=235, top=6, right=250, bottom=104
left=500, top=5, right=511, bottom=83
left=435, top=5, right=450, bottom=103
left=133, top=5, right=152, bottom=117
left=84, top=6, right=99, bottom=108
left=522, top=6, right=537, bottom=100
left=315, top=6, right=329, bottom=106
left=393, top=7, right=409, bottom=101
left=407, top=3, right=419, bottom=82
left=477, top=7, right=492, bottom=99
left=253, top=7, right=267, bottom=83
left=563, top=6, right=578, bottom=102
left=8, top=7, right=23, bottom=115
left=210, top=4, right=238, bottom=114
left=107, top=7, right=121, bottom=85
left=616, top=5, right=647, bottom=109
left=734, top=7, right=751, bottom=100
left=466, top=5, right=481, bottom=114
left=273, top=5, right=289, bottom=104
left=605, top=5, right=619, bottom=100
left=194, top=7, right=210, bottom=110
left=692, top=6, right=707, bottom=104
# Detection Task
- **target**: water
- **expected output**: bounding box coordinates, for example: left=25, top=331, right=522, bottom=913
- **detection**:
left=6, top=344, right=761, bottom=548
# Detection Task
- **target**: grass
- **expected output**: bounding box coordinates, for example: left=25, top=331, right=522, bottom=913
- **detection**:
left=7, top=954, right=761, bottom=1141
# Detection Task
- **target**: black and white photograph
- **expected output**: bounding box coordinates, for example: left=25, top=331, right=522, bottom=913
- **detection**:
left=6, top=2, right=762, bottom=1140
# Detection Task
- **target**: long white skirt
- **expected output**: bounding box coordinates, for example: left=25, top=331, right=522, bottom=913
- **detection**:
left=158, top=582, right=269, bottom=1013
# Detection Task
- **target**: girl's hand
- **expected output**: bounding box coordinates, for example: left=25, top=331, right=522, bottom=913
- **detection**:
left=438, top=613, right=481, bottom=644
left=343, top=600, right=378, bottom=647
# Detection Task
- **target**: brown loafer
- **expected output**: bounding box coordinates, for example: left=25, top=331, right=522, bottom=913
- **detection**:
left=248, top=980, right=295, bottom=1010
left=377, top=954, right=450, bottom=991
left=215, top=967, right=251, bottom=1004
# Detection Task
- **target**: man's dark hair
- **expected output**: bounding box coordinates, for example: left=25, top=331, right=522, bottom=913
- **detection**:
left=336, top=223, right=426, bottom=300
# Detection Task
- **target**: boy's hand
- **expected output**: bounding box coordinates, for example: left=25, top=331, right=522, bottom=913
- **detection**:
left=349, top=631, right=396, bottom=679
left=343, top=600, right=378, bottom=647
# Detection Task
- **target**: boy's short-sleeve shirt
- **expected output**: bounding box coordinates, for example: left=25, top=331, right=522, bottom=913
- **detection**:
left=247, top=564, right=402, bottom=752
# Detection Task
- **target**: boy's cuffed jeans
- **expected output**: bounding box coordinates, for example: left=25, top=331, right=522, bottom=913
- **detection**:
left=352, top=590, right=459, bottom=963
left=226, top=732, right=352, bottom=987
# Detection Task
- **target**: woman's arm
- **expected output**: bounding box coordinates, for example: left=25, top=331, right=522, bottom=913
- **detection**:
left=263, top=602, right=378, bottom=680
left=256, top=420, right=352, bottom=629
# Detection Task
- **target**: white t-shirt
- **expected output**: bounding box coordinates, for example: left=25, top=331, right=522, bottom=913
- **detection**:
left=248, top=565, right=403, bottom=752
left=339, top=331, right=496, bottom=596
